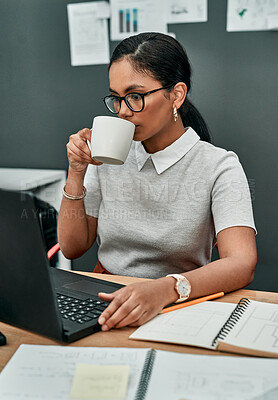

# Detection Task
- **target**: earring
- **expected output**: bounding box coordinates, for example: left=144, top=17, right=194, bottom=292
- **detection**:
left=173, top=107, right=178, bottom=122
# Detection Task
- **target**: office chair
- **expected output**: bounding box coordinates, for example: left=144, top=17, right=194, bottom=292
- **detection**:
left=47, top=243, right=60, bottom=261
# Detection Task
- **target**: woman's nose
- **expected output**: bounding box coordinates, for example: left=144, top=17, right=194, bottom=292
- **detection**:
left=118, top=100, right=133, bottom=119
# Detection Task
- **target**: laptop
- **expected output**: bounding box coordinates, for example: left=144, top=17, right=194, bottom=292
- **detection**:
left=0, top=189, right=124, bottom=342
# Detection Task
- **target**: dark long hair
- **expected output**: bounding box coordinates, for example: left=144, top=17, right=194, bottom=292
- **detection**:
left=109, top=32, right=211, bottom=143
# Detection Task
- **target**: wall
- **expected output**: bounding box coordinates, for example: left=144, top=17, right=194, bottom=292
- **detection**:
left=1, top=0, right=277, bottom=290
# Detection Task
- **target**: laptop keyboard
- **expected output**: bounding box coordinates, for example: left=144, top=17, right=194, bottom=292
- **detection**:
left=57, top=293, right=109, bottom=324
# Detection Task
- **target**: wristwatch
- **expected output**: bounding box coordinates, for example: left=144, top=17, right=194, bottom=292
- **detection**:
left=166, top=274, right=191, bottom=303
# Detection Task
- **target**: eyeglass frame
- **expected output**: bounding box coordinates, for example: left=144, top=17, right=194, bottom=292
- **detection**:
left=102, top=84, right=173, bottom=114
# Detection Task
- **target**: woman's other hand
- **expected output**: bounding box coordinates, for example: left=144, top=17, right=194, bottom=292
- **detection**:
left=98, top=278, right=177, bottom=331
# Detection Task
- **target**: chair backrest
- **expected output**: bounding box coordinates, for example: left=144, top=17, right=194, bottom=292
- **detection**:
left=47, top=243, right=60, bottom=260
left=33, top=196, right=58, bottom=267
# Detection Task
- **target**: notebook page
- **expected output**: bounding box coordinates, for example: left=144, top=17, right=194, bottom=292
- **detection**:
left=130, top=301, right=235, bottom=349
left=0, top=345, right=150, bottom=400
left=219, top=300, right=278, bottom=355
left=144, top=350, right=278, bottom=400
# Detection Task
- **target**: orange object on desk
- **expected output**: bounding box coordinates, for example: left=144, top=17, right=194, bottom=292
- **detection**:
left=161, top=291, right=225, bottom=314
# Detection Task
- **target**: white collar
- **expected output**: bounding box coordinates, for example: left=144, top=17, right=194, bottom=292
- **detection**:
left=135, top=127, right=200, bottom=174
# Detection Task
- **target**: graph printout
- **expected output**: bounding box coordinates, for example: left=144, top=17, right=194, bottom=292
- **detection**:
left=110, top=0, right=167, bottom=41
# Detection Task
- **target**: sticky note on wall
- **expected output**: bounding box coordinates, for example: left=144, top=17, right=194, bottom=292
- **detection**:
left=70, top=364, right=129, bottom=399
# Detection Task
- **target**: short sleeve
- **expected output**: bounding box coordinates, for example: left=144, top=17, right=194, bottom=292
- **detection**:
left=211, top=151, right=256, bottom=236
left=83, top=164, right=102, bottom=217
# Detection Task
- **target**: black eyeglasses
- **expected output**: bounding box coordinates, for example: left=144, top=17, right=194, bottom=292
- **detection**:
left=103, top=85, right=173, bottom=114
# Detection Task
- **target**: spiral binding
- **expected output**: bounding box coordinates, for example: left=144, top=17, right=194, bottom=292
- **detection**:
left=134, top=349, right=156, bottom=400
left=211, top=297, right=251, bottom=347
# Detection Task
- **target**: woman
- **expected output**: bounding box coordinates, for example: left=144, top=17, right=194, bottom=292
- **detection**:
left=58, top=32, right=257, bottom=332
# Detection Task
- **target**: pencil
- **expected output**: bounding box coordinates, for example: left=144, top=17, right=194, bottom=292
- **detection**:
left=161, top=291, right=225, bottom=314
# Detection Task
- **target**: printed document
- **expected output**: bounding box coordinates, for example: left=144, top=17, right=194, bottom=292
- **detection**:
left=166, top=0, right=208, bottom=24
left=67, top=2, right=110, bottom=66
left=227, top=0, right=278, bottom=32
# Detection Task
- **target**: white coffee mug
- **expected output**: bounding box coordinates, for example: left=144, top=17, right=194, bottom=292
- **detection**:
left=90, top=116, right=135, bottom=165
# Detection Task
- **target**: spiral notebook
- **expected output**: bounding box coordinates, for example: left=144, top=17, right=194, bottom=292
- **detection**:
left=130, top=298, right=278, bottom=358
left=1, top=344, right=278, bottom=400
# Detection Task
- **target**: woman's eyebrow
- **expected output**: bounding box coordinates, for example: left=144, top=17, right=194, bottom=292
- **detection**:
left=109, top=84, right=146, bottom=94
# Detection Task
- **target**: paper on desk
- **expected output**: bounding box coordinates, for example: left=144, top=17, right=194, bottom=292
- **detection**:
left=67, top=2, right=110, bottom=66
left=227, top=0, right=278, bottom=32
left=166, top=0, right=207, bottom=24
left=0, top=345, right=149, bottom=400
left=70, top=364, right=129, bottom=399
left=110, top=0, right=167, bottom=41
left=130, top=301, right=236, bottom=349
left=144, top=350, right=278, bottom=400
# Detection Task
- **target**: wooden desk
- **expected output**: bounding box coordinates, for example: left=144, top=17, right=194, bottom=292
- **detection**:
left=1, top=272, right=278, bottom=372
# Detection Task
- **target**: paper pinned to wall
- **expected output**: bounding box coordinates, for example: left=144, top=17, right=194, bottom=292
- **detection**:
left=267, top=12, right=278, bottom=29
left=110, top=0, right=167, bottom=41
left=166, top=0, right=208, bottom=24
left=95, top=1, right=111, bottom=19
left=227, top=0, right=278, bottom=32
left=67, top=2, right=110, bottom=66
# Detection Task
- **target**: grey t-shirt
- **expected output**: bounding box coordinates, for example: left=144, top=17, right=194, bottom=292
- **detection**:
left=84, top=128, right=256, bottom=278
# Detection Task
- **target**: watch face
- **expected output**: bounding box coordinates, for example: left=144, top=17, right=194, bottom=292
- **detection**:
left=177, top=280, right=190, bottom=297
